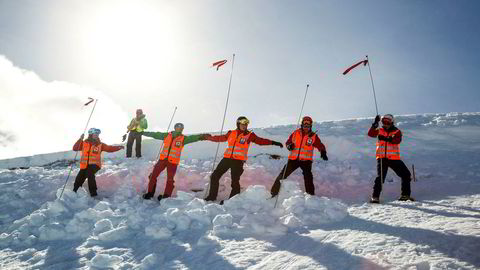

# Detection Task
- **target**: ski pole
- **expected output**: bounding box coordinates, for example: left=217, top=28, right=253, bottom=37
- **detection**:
left=205, top=53, right=236, bottom=199
left=274, top=84, right=309, bottom=208
left=155, top=106, right=178, bottom=161
left=412, top=164, right=416, bottom=182
left=59, top=98, right=98, bottom=199
left=143, top=106, right=178, bottom=194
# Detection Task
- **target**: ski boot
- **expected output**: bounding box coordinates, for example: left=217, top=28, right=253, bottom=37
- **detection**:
left=398, top=195, right=415, bottom=201
left=369, top=197, right=380, bottom=204
left=157, top=194, right=170, bottom=201
left=142, top=192, right=154, bottom=200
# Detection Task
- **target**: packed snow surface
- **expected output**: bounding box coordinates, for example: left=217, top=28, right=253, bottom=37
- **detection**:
left=1, top=112, right=479, bottom=269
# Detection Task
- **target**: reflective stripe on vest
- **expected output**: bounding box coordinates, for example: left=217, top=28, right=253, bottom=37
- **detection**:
left=223, top=130, right=252, bottom=161
left=376, top=128, right=401, bottom=160
left=288, top=129, right=316, bottom=161
left=80, top=142, right=102, bottom=169
left=159, top=133, right=185, bottom=164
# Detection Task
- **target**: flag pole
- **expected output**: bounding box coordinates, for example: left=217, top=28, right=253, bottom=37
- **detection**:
left=366, top=55, right=385, bottom=196
left=206, top=53, right=236, bottom=198
left=366, top=55, right=379, bottom=116
left=59, top=98, right=98, bottom=199
left=274, top=83, right=310, bottom=208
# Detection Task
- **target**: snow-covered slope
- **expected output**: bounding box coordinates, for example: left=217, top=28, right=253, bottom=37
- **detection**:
left=1, top=112, right=479, bottom=269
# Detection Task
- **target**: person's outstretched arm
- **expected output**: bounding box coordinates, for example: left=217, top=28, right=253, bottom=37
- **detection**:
left=142, top=131, right=167, bottom=140
left=101, top=143, right=124, bottom=153
left=204, top=131, right=231, bottom=142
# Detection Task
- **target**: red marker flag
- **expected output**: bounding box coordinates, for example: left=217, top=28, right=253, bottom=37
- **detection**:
left=212, top=60, right=227, bottom=70
left=343, top=60, right=368, bottom=75
left=84, top=97, right=94, bottom=106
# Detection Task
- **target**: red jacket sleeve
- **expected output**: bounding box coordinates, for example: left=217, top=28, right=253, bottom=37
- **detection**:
left=205, top=131, right=231, bottom=142
left=73, top=139, right=83, bottom=151
left=285, top=133, right=294, bottom=146
left=313, top=134, right=326, bottom=152
left=368, top=126, right=379, bottom=138
left=391, top=130, right=402, bottom=144
left=101, top=143, right=123, bottom=153
left=248, top=132, right=272, bottom=146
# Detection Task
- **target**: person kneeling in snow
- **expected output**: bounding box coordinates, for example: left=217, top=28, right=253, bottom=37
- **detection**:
left=142, top=123, right=208, bottom=200
left=270, top=116, right=328, bottom=197
left=368, top=114, right=413, bottom=203
left=203, top=116, right=284, bottom=202
left=72, top=128, right=124, bottom=197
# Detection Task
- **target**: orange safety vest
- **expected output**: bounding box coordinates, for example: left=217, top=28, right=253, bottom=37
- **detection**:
left=224, top=130, right=252, bottom=161
left=80, top=142, right=102, bottom=169
left=288, top=129, right=316, bottom=161
left=376, top=128, right=401, bottom=160
left=160, top=132, right=185, bottom=165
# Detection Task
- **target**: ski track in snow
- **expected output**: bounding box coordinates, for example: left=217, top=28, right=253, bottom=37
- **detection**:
left=1, top=112, right=480, bottom=269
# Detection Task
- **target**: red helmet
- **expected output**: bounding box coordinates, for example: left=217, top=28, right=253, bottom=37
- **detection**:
left=302, top=116, right=313, bottom=125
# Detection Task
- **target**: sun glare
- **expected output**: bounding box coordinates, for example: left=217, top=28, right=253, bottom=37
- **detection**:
left=80, top=1, right=178, bottom=84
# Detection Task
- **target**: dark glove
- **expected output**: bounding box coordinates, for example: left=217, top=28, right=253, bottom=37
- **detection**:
left=271, top=141, right=283, bottom=148
left=378, top=135, right=392, bottom=142
left=286, top=143, right=294, bottom=151
left=372, top=115, right=380, bottom=128
left=122, top=134, right=127, bottom=142
left=320, top=151, right=328, bottom=161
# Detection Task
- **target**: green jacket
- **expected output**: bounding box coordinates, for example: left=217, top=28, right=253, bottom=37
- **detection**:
left=142, top=131, right=203, bottom=145
left=128, top=116, right=148, bottom=132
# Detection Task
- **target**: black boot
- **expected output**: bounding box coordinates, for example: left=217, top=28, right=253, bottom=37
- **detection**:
left=157, top=194, right=170, bottom=201
left=204, top=195, right=216, bottom=202
left=142, top=192, right=154, bottom=199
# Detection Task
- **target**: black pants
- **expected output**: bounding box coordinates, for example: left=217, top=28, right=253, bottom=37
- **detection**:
left=73, top=165, right=100, bottom=196
left=373, top=158, right=411, bottom=197
left=126, top=131, right=142, bottom=157
left=205, top=158, right=245, bottom=200
left=271, top=159, right=314, bottom=196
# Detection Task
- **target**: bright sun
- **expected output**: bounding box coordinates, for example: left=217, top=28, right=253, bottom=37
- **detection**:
left=79, top=1, right=178, bottom=84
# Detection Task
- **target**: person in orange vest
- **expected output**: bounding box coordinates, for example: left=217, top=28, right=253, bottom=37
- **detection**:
left=142, top=123, right=207, bottom=200
left=270, top=116, right=328, bottom=197
left=203, top=116, right=283, bottom=202
left=72, top=128, right=124, bottom=197
left=125, top=109, right=148, bottom=158
left=368, top=114, right=412, bottom=203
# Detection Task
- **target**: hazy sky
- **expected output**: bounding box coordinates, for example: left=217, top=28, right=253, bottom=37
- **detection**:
left=1, top=0, right=480, bottom=159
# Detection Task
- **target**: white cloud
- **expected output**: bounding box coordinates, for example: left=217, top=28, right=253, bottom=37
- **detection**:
left=0, top=55, right=129, bottom=159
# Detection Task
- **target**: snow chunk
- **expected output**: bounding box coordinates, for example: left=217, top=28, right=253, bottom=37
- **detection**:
left=39, top=223, right=66, bottom=240
left=98, top=225, right=130, bottom=241
left=145, top=225, right=173, bottom=239
left=93, top=219, right=114, bottom=235
left=89, top=253, right=123, bottom=268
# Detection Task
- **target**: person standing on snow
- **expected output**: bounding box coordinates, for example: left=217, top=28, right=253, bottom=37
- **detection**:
left=203, top=116, right=284, bottom=202
left=72, top=128, right=124, bottom=197
left=368, top=114, right=413, bottom=203
left=125, top=109, right=148, bottom=158
left=270, top=116, right=328, bottom=197
left=142, top=123, right=208, bottom=200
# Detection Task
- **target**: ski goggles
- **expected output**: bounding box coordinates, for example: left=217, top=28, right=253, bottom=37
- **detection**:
left=237, top=118, right=250, bottom=125
left=88, top=128, right=101, bottom=135
left=381, top=119, right=392, bottom=125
